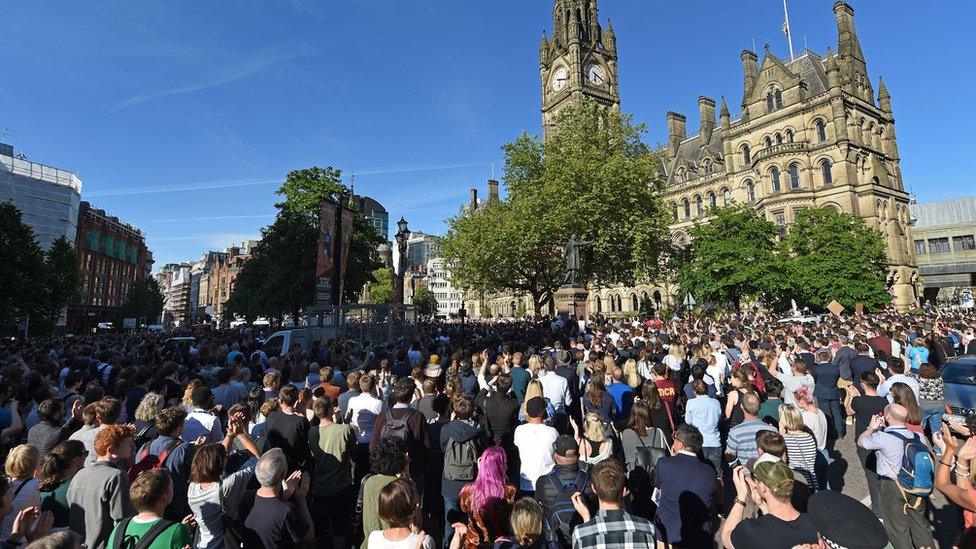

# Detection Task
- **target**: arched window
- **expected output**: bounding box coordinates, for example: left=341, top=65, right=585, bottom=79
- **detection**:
left=764, top=136, right=772, bottom=148
left=741, top=144, right=750, bottom=165
left=708, top=191, right=717, bottom=208
left=789, top=163, right=801, bottom=189
left=785, top=129, right=794, bottom=143
left=820, top=160, right=833, bottom=186
left=631, top=294, right=639, bottom=311
left=672, top=205, right=678, bottom=221
left=695, top=195, right=703, bottom=216
left=766, top=93, right=775, bottom=113
left=682, top=198, right=691, bottom=219
left=774, top=89, right=783, bottom=109
left=722, top=187, right=733, bottom=205
left=771, top=167, right=781, bottom=193
left=704, top=159, right=714, bottom=174
left=775, top=133, right=783, bottom=145
left=616, top=295, right=623, bottom=311
left=746, top=181, right=756, bottom=203
left=596, top=297, right=602, bottom=313
left=652, top=291, right=662, bottom=307
left=815, top=119, right=827, bottom=142
left=678, top=169, right=687, bottom=183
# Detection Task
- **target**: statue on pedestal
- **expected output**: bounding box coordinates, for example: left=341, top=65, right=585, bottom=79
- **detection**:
left=563, top=235, right=592, bottom=286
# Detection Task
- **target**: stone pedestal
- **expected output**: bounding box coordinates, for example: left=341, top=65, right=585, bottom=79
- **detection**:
left=556, top=285, right=589, bottom=319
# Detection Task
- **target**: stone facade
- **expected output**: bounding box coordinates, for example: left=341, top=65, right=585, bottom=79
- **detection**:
left=470, top=0, right=918, bottom=317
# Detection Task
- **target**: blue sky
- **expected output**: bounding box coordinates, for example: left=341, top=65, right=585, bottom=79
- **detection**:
left=1, top=1, right=969, bottom=268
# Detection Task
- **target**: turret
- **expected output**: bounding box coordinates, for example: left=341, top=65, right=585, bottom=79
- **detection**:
left=487, top=179, right=500, bottom=203
left=719, top=97, right=730, bottom=130
left=539, top=30, right=549, bottom=63
left=604, top=18, right=616, bottom=54
left=825, top=47, right=840, bottom=90
left=878, top=77, right=892, bottom=113
left=666, top=111, right=687, bottom=157
left=740, top=50, right=758, bottom=109
left=698, top=96, right=716, bottom=146
left=833, top=1, right=871, bottom=100
left=587, top=0, right=600, bottom=44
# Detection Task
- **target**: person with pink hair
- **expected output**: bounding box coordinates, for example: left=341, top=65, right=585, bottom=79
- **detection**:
left=452, top=445, right=517, bottom=549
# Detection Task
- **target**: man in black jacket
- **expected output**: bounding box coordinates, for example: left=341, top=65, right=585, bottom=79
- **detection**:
left=849, top=343, right=880, bottom=392
left=812, top=352, right=845, bottom=439
left=440, top=395, right=487, bottom=546
left=535, top=435, right=594, bottom=547
left=480, top=374, right=520, bottom=478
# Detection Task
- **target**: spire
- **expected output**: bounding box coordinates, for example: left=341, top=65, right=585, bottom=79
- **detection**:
left=568, top=6, right=579, bottom=43
left=539, top=29, right=549, bottom=61
left=878, top=76, right=892, bottom=113
left=604, top=18, right=616, bottom=53
left=824, top=46, right=840, bottom=90
left=587, top=0, right=600, bottom=44
left=833, top=1, right=871, bottom=99
left=719, top=97, right=731, bottom=130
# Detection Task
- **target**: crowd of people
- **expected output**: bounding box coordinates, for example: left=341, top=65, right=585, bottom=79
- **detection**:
left=0, top=307, right=973, bottom=548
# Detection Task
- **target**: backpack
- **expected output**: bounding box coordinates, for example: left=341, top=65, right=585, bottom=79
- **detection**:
left=886, top=429, right=935, bottom=510
left=443, top=436, right=478, bottom=481
left=544, top=468, right=589, bottom=546
left=112, top=517, right=176, bottom=549
left=127, top=438, right=181, bottom=483
left=380, top=407, right=415, bottom=443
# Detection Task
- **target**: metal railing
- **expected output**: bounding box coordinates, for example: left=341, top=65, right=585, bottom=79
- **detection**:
left=0, top=154, right=83, bottom=193
left=308, top=304, right=418, bottom=345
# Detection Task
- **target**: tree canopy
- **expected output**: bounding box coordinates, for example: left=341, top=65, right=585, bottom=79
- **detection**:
left=442, top=100, right=670, bottom=314
left=366, top=267, right=395, bottom=304
left=120, top=277, right=165, bottom=324
left=413, top=284, right=438, bottom=317
left=0, top=202, right=47, bottom=329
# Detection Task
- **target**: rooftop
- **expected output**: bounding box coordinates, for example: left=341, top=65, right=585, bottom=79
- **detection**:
left=0, top=144, right=83, bottom=193
left=910, top=196, right=976, bottom=228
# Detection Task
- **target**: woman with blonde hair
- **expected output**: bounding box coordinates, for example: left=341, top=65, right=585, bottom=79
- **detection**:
left=573, top=412, right=612, bottom=465
left=526, top=355, right=543, bottom=379
left=493, top=497, right=545, bottom=548
left=133, top=392, right=164, bottom=442
left=779, top=404, right=819, bottom=489
left=622, top=359, right=641, bottom=389
left=663, top=343, right=684, bottom=372
left=518, top=380, right=554, bottom=425
left=183, top=379, right=203, bottom=407
left=1, top=444, right=40, bottom=538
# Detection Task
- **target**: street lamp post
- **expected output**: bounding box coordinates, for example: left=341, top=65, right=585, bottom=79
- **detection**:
left=394, top=217, right=411, bottom=305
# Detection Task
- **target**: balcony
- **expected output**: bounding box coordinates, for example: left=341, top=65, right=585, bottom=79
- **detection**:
left=752, top=141, right=808, bottom=165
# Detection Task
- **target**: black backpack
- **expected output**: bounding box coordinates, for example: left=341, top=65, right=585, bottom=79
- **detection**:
left=380, top=407, right=415, bottom=443
left=112, top=517, right=176, bottom=549
left=544, top=468, right=589, bottom=546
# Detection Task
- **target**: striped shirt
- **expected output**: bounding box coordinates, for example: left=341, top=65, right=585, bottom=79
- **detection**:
left=784, top=433, right=819, bottom=487
left=727, top=419, right=776, bottom=466
left=571, top=509, right=656, bottom=549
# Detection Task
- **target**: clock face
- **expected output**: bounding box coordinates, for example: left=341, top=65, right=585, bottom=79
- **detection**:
left=587, top=63, right=606, bottom=86
left=551, top=67, right=569, bottom=91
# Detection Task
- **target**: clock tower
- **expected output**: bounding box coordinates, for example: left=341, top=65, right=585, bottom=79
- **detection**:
left=540, top=0, right=619, bottom=138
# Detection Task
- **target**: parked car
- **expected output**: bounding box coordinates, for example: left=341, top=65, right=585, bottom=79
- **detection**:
left=941, top=356, right=976, bottom=424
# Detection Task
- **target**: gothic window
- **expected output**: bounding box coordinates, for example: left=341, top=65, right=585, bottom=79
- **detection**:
left=616, top=295, right=623, bottom=311
left=789, top=163, right=801, bottom=189
left=704, top=159, right=714, bottom=174
left=672, top=205, right=679, bottom=221
left=682, top=198, right=691, bottom=219
left=596, top=296, right=602, bottom=312
left=764, top=136, right=772, bottom=148
left=770, top=167, right=781, bottom=193
left=746, top=181, right=756, bottom=203
left=775, top=133, right=783, bottom=145
left=695, top=195, right=703, bottom=216
left=785, top=129, right=794, bottom=143
left=708, top=191, right=717, bottom=208
left=722, top=187, right=733, bottom=205
left=815, top=119, right=827, bottom=142
left=820, top=159, right=833, bottom=186
left=774, top=89, right=783, bottom=109
left=766, top=93, right=775, bottom=113
left=741, top=144, right=751, bottom=165
left=677, top=169, right=688, bottom=183
left=631, top=294, right=639, bottom=311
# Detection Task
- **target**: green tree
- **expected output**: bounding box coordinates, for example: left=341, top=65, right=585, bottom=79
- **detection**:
left=367, top=268, right=394, bottom=304
left=120, top=278, right=165, bottom=324
left=37, top=236, right=81, bottom=332
left=442, top=100, right=669, bottom=314
left=275, top=166, right=345, bottom=215
left=673, top=204, right=785, bottom=311
left=0, top=202, right=46, bottom=329
left=413, top=284, right=438, bottom=317
left=781, top=207, right=890, bottom=311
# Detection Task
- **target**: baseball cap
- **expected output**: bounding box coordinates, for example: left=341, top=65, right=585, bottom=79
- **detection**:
left=553, top=435, right=577, bottom=457
left=752, top=460, right=795, bottom=499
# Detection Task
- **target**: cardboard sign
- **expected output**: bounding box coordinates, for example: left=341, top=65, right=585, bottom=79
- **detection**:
left=827, top=300, right=845, bottom=316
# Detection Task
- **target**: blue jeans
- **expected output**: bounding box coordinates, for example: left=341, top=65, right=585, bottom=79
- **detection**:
left=443, top=497, right=463, bottom=549
left=922, top=405, right=944, bottom=437
left=817, top=397, right=846, bottom=439
left=701, top=446, right=722, bottom=476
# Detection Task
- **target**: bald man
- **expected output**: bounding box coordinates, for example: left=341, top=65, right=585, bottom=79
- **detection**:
left=857, top=403, right=934, bottom=549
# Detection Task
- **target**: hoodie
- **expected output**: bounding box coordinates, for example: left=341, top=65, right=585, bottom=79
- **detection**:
left=439, top=419, right=486, bottom=499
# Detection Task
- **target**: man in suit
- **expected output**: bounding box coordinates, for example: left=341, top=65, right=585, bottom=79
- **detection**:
left=653, top=425, right=717, bottom=547
left=849, top=343, right=880, bottom=392
left=831, top=335, right=857, bottom=381
left=812, top=351, right=845, bottom=439
left=796, top=341, right=816, bottom=372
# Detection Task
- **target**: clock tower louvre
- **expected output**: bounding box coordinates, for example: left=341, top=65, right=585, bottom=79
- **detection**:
left=540, top=0, right=620, bottom=139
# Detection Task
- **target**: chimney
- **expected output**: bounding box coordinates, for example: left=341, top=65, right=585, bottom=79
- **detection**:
left=228, top=246, right=239, bottom=259
left=698, top=96, right=716, bottom=146
left=469, top=188, right=479, bottom=211
left=666, top=112, right=687, bottom=157
left=487, top=179, right=500, bottom=203
left=740, top=50, right=758, bottom=107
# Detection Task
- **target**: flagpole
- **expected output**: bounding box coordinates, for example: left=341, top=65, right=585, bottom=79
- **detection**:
left=783, top=0, right=795, bottom=61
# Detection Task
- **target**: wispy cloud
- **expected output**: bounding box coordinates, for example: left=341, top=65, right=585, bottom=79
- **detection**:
left=113, top=46, right=321, bottom=110
left=145, top=214, right=274, bottom=223
left=88, top=163, right=488, bottom=197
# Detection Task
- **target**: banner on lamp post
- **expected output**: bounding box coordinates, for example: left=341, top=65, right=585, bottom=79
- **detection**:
left=315, top=201, right=338, bottom=309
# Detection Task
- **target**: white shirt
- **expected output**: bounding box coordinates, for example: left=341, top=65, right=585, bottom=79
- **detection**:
left=775, top=372, right=815, bottom=407
left=801, top=408, right=828, bottom=451
left=183, top=408, right=224, bottom=444
left=663, top=354, right=681, bottom=372
left=538, top=371, right=570, bottom=414
left=877, top=374, right=921, bottom=402
left=347, top=393, right=384, bottom=443
left=513, top=422, right=559, bottom=491
left=367, top=530, right=434, bottom=549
